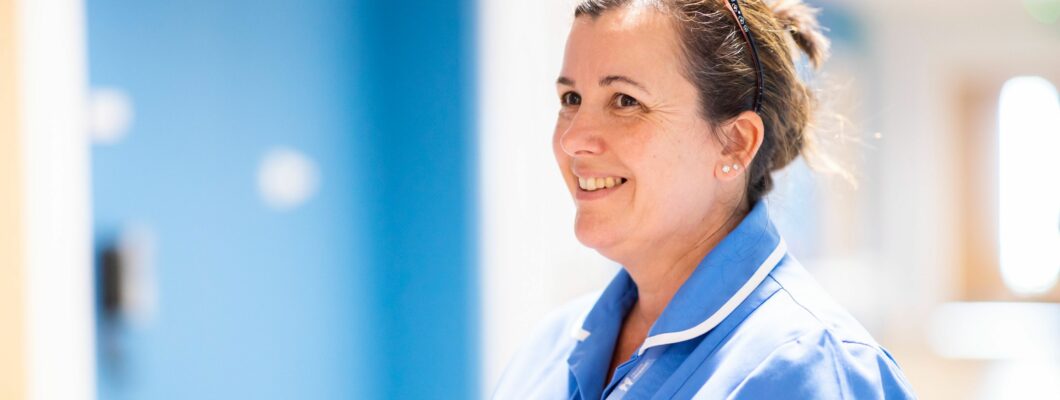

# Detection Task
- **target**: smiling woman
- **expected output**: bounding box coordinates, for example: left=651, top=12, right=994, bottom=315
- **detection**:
left=492, top=0, right=917, bottom=398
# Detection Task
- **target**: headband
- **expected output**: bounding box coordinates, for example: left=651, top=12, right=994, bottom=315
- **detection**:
left=723, top=0, right=765, bottom=113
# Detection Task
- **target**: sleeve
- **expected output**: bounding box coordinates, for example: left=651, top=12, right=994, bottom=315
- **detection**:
left=724, top=330, right=917, bottom=400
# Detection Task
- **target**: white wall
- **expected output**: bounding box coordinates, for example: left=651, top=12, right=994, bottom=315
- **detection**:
left=855, top=3, right=1060, bottom=397
left=17, top=0, right=96, bottom=398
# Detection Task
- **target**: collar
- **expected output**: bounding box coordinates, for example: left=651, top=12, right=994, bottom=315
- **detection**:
left=570, top=200, right=787, bottom=355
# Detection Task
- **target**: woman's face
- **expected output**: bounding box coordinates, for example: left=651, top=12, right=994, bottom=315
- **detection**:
left=554, top=6, right=729, bottom=262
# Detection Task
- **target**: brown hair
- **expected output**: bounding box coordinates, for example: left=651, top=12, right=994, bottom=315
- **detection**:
left=575, top=0, right=830, bottom=205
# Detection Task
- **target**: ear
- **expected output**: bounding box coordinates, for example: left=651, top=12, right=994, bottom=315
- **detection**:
left=715, top=111, right=765, bottom=181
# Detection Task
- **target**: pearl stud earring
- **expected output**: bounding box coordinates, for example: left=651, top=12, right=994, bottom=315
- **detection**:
left=732, top=163, right=741, bottom=171
left=722, top=165, right=732, bottom=173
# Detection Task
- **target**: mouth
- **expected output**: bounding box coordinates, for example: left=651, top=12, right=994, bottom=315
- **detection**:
left=573, top=174, right=630, bottom=201
left=577, top=176, right=629, bottom=192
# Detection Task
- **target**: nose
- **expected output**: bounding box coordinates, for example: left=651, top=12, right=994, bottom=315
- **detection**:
left=559, top=111, right=605, bottom=157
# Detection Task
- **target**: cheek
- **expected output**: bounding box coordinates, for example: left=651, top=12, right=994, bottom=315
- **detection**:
left=641, top=159, right=716, bottom=210
left=628, top=127, right=720, bottom=220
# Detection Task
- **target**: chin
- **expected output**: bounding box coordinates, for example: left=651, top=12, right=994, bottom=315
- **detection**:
left=573, top=210, right=624, bottom=256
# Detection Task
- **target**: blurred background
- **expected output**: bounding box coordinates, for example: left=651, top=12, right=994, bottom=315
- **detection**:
left=1, top=0, right=1058, bottom=399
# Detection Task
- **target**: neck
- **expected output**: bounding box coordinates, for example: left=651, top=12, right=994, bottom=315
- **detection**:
left=623, top=207, right=746, bottom=325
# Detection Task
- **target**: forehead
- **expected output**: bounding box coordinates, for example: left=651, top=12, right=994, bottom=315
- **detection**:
left=563, top=5, right=684, bottom=80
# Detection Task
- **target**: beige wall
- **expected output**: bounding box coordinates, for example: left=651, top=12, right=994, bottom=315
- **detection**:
left=0, top=0, right=26, bottom=397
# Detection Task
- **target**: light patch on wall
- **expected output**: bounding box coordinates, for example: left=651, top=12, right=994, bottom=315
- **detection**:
left=997, top=76, right=1060, bottom=296
left=928, top=301, right=1060, bottom=360
left=257, top=147, right=320, bottom=211
left=89, top=87, right=133, bottom=145
left=982, top=361, right=1060, bottom=399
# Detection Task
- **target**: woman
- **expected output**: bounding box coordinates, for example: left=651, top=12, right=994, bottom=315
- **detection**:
left=493, top=0, right=916, bottom=399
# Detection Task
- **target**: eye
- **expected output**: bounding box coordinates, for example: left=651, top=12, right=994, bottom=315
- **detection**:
left=560, top=91, right=581, bottom=106
left=613, top=93, right=640, bottom=108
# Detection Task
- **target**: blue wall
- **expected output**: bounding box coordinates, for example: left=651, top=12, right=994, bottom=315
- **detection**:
left=354, top=1, right=480, bottom=398
left=88, top=0, right=477, bottom=398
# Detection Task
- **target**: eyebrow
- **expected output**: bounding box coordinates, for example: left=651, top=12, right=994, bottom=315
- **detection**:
left=555, top=75, right=650, bottom=94
left=600, top=75, right=649, bottom=94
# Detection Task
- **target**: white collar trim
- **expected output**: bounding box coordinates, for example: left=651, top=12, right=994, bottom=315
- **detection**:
left=636, top=239, right=787, bottom=356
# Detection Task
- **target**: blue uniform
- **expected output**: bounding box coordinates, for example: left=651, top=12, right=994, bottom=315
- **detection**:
left=493, top=201, right=917, bottom=399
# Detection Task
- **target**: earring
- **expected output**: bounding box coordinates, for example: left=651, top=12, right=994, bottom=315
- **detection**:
left=732, top=163, right=741, bottom=171
left=722, top=165, right=732, bottom=173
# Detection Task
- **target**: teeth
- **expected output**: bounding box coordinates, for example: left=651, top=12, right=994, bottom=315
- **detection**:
left=577, top=176, right=627, bottom=192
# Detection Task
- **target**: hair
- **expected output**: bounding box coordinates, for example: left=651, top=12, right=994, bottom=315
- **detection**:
left=575, top=0, right=831, bottom=206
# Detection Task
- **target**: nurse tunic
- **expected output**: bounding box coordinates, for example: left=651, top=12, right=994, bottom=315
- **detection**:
left=492, top=201, right=917, bottom=399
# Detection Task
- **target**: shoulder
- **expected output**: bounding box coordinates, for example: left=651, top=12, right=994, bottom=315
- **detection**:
left=490, top=291, right=600, bottom=399
left=764, top=256, right=880, bottom=345
left=695, top=257, right=917, bottom=399
left=716, top=329, right=916, bottom=399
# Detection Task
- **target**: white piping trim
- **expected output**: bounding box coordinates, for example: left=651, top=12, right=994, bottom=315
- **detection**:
left=637, top=239, right=787, bottom=356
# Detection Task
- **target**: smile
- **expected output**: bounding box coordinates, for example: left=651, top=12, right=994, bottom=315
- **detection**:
left=577, top=176, right=628, bottom=192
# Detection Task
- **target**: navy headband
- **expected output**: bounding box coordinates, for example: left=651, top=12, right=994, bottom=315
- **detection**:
left=723, top=0, right=765, bottom=113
